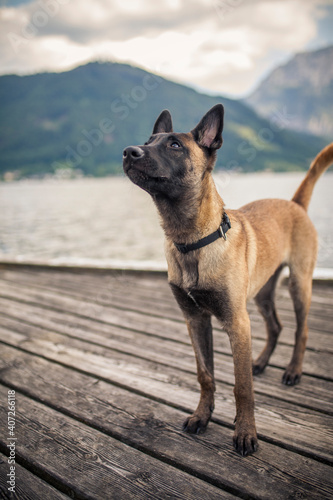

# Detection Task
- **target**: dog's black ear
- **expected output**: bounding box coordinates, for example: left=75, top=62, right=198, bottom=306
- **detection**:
left=191, top=104, right=224, bottom=150
left=153, top=110, right=173, bottom=134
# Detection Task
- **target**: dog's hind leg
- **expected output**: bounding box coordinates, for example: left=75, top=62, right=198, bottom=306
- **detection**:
left=282, top=268, right=313, bottom=385
left=253, top=264, right=284, bottom=375
left=182, top=312, right=215, bottom=434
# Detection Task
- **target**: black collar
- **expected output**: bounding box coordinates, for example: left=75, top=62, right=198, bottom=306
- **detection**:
left=174, top=212, right=231, bottom=254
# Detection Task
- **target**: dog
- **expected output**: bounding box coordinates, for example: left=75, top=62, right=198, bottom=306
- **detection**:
left=123, top=104, right=333, bottom=456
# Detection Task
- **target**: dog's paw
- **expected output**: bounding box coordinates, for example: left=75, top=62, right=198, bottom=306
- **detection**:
left=182, top=414, right=209, bottom=435
left=252, top=362, right=265, bottom=376
left=233, top=429, right=258, bottom=457
left=282, top=368, right=301, bottom=386
left=253, top=351, right=271, bottom=376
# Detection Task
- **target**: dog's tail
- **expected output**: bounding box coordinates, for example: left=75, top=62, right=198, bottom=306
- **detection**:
left=292, top=143, right=333, bottom=211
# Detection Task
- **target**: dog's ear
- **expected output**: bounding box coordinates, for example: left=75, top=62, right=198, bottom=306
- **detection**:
left=191, top=104, right=224, bottom=150
left=153, top=110, right=173, bottom=134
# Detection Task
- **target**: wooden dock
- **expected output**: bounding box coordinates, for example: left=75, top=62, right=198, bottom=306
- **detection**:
left=0, top=264, right=332, bottom=499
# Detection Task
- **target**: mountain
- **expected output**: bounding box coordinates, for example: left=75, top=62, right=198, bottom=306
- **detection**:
left=245, top=45, right=333, bottom=139
left=0, top=61, right=328, bottom=179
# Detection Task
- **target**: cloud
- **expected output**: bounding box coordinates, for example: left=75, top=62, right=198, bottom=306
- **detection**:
left=3, top=0, right=214, bottom=43
left=0, top=0, right=331, bottom=95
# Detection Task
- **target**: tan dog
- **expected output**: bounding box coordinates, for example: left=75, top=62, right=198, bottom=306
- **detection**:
left=123, top=104, right=333, bottom=456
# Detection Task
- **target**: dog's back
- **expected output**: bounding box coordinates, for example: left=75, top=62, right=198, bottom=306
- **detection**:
left=235, top=143, right=333, bottom=298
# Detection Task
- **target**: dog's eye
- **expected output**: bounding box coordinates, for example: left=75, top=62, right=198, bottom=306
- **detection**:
left=170, top=141, right=181, bottom=149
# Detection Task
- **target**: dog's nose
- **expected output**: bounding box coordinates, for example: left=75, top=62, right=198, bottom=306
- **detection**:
left=123, top=146, right=144, bottom=160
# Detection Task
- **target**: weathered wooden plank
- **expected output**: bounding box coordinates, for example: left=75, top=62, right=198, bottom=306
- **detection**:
left=5, top=271, right=333, bottom=348
left=10, top=267, right=333, bottom=299
left=0, top=385, right=234, bottom=500
left=0, top=267, right=332, bottom=499
left=1, top=268, right=332, bottom=338
left=0, top=452, right=69, bottom=500
left=2, top=271, right=331, bottom=363
left=2, top=270, right=332, bottom=336
left=0, top=309, right=332, bottom=415
left=0, top=347, right=332, bottom=500
left=0, top=323, right=332, bottom=462
left=0, top=282, right=332, bottom=379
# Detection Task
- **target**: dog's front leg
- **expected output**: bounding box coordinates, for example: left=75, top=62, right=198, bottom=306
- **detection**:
left=183, top=312, right=215, bottom=434
left=227, top=310, right=258, bottom=456
left=169, top=283, right=215, bottom=434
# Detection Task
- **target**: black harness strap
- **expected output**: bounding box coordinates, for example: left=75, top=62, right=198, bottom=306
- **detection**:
left=174, top=212, right=231, bottom=254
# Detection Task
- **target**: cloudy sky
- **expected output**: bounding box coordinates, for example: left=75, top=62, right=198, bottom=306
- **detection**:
left=1, top=0, right=333, bottom=97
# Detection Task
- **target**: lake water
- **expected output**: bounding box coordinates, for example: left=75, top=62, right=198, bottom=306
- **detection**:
left=1, top=172, right=333, bottom=270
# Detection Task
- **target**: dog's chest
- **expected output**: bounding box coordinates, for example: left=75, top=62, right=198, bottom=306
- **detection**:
left=169, top=282, right=231, bottom=323
left=168, top=251, right=199, bottom=290
left=180, top=259, right=199, bottom=290
left=186, top=288, right=220, bottom=314
left=167, top=251, right=231, bottom=321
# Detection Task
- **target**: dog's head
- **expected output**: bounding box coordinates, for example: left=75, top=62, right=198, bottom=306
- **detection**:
left=123, top=104, right=224, bottom=199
